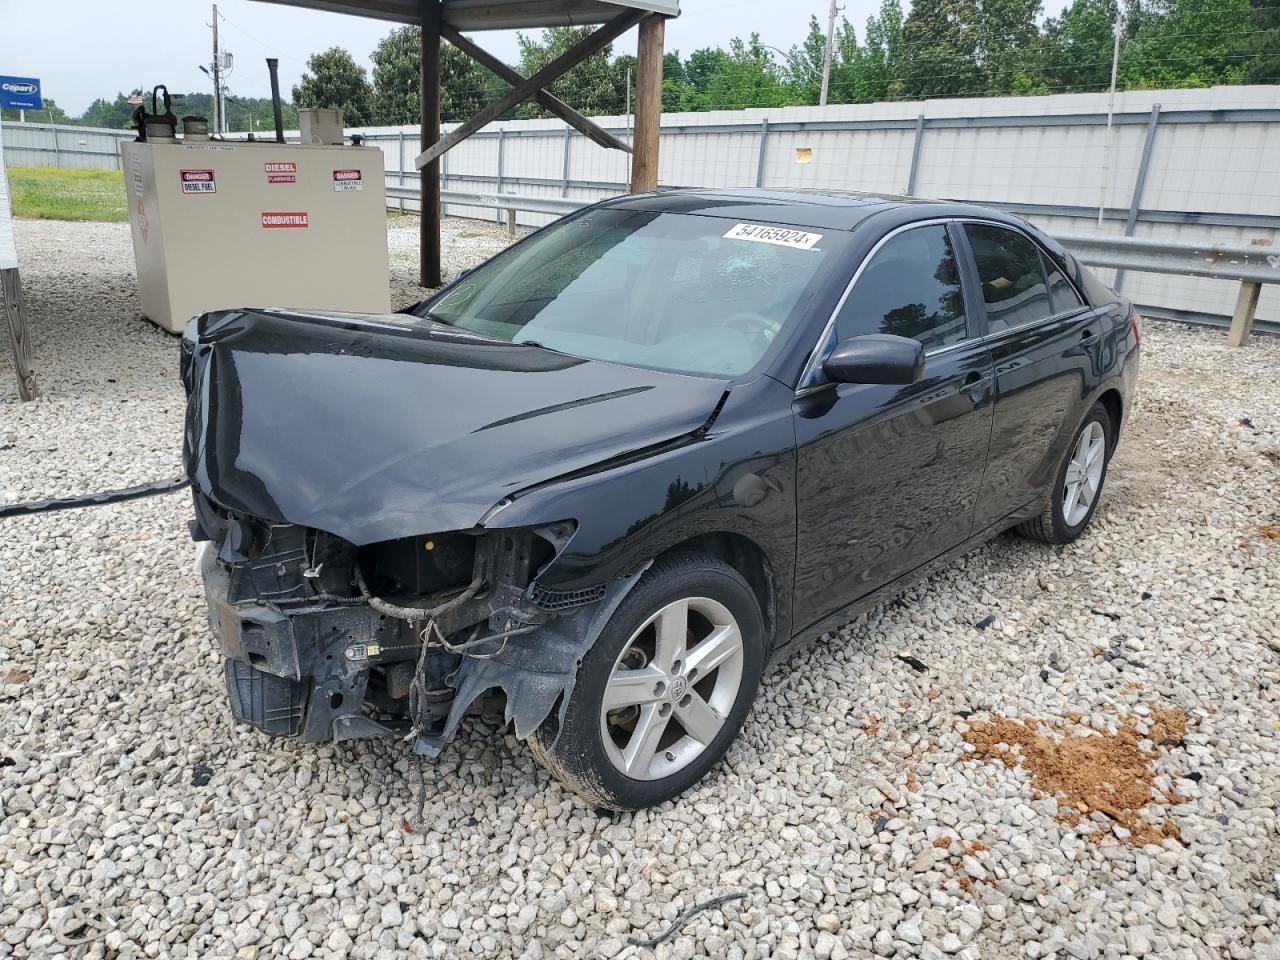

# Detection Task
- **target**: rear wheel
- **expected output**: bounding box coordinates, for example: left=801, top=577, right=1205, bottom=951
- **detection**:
left=1015, top=400, right=1114, bottom=544
left=527, top=553, right=765, bottom=810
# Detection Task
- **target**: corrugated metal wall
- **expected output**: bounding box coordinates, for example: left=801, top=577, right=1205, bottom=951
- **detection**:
left=5, top=84, right=1278, bottom=322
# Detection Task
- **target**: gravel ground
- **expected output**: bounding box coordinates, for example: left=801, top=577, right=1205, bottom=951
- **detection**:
left=2, top=217, right=1279, bottom=960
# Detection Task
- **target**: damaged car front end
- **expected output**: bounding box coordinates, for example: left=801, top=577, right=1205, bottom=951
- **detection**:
left=196, top=504, right=640, bottom=757
left=179, top=298, right=751, bottom=767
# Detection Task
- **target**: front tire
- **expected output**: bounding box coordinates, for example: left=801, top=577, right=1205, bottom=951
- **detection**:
left=528, top=552, right=765, bottom=810
left=1015, top=400, right=1114, bottom=544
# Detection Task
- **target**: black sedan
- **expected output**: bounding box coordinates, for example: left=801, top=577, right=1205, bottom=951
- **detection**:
left=183, top=189, right=1140, bottom=810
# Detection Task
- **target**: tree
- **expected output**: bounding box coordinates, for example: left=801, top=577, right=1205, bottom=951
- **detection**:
left=370, top=26, right=496, bottom=125
left=80, top=94, right=137, bottom=129
left=1040, top=0, right=1120, bottom=92
left=696, top=35, right=795, bottom=110
left=2, top=98, right=73, bottom=125
left=895, top=0, right=981, bottom=97
left=1121, top=0, right=1253, bottom=87
left=515, top=27, right=627, bottom=117
left=1239, top=0, right=1280, bottom=82
left=292, top=47, right=374, bottom=126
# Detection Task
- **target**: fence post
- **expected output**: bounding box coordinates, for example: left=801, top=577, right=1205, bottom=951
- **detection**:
left=441, top=140, right=449, bottom=219
left=561, top=126, right=571, bottom=197
left=495, top=128, right=505, bottom=224
left=907, top=113, right=926, bottom=196
left=1115, top=104, right=1161, bottom=290
left=755, top=118, right=769, bottom=188
left=397, top=130, right=406, bottom=212
left=52, top=127, right=61, bottom=168
left=1226, top=280, right=1262, bottom=347
left=506, top=207, right=517, bottom=236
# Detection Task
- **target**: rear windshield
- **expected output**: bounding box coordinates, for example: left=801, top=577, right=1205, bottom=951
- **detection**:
left=414, top=209, right=844, bottom=377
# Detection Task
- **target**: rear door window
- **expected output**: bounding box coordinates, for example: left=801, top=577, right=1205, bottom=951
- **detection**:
left=834, top=224, right=968, bottom=353
left=1043, top=254, right=1086, bottom=314
left=963, top=224, right=1053, bottom=334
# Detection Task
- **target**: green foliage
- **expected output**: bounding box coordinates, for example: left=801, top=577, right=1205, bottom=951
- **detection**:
left=1041, top=0, right=1121, bottom=92
left=8, top=167, right=129, bottom=222
left=1, top=98, right=74, bottom=125
left=1239, top=0, right=1280, bottom=83
left=292, top=47, right=374, bottom=126
left=45, top=1, right=1280, bottom=133
left=515, top=27, right=629, bottom=117
left=1121, top=0, right=1253, bottom=88
left=371, top=26, right=500, bottom=125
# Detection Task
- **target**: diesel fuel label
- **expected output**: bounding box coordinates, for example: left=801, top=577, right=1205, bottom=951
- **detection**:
left=179, top=169, right=216, bottom=194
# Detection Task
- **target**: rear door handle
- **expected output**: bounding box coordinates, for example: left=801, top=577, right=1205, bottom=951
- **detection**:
left=1081, top=328, right=1097, bottom=346
left=963, top=371, right=992, bottom=404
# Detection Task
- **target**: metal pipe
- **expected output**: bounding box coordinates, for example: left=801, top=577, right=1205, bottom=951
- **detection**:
left=266, top=58, right=285, bottom=144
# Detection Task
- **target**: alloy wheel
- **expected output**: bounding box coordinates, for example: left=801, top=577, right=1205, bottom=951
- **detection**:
left=1063, top=420, right=1106, bottom=526
left=599, top=596, right=745, bottom=781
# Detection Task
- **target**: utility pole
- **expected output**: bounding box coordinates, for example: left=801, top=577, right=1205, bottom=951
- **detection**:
left=819, top=0, right=839, bottom=107
left=1097, top=19, right=1123, bottom=226
left=210, top=3, right=223, bottom=135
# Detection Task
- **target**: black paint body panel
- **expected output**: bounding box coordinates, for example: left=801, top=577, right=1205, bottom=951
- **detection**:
left=184, top=189, right=1139, bottom=664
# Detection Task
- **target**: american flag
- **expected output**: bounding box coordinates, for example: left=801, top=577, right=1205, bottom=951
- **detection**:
left=127, top=89, right=144, bottom=105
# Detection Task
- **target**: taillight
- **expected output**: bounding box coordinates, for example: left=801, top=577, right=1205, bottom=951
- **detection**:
left=1130, top=306, right=1142, bottom=346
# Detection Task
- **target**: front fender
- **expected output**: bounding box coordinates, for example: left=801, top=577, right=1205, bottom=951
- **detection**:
left=487, top=375, right=799, bottom=643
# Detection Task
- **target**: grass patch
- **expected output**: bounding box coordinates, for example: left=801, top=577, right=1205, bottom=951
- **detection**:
left=8, top=166, right=130, bottom=222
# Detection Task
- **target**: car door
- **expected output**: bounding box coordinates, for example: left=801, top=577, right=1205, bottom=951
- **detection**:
left=957, top=222, right=1102, bottom=530
left=791, top=221, right=996, bottom=632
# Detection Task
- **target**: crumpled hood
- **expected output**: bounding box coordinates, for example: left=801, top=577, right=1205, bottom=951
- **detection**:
left=181, top=308, right=730, bottom=545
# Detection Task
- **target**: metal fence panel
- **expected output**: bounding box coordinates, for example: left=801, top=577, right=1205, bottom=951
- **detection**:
left=4, top=85, right=1278, bottom=323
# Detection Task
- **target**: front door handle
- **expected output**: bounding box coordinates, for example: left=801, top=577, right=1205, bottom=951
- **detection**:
left=963, top=371, right=992, bottom=404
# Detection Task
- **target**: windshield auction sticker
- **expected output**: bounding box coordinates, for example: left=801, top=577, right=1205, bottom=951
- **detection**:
left=723, top=222, right=822, bottom=250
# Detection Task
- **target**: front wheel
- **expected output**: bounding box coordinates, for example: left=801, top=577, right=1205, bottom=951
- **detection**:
left=527, top=553, right=765, bottom=810
left=1015, top=400, right=1115, bottom=544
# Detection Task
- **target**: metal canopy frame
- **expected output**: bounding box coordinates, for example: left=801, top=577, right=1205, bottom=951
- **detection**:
left=249, top=0, right=674, bottom=285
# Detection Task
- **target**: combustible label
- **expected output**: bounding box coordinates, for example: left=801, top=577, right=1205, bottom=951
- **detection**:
left=261, top=211, right=309, bottom=228
left=265, top=161, right=297, bottom=184
left=333, top=168, right=363, bottom=191
left=179, top=169, right=216, bottom=194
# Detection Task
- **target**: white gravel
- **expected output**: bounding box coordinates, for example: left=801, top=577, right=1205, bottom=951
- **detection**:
left=2, top=217, right=1279, bottom=960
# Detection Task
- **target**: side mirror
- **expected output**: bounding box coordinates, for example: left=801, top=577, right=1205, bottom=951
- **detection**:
left=822, top=334, right=924, bottom=385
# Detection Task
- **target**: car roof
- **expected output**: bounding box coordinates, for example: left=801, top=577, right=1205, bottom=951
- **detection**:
left=597, top=188, right=1024, bottom=234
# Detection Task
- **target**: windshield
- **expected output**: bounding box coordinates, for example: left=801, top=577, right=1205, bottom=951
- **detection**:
left=414, top=209, right=844, bottom=377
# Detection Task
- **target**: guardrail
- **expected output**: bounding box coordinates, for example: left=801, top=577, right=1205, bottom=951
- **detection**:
left=383, top=186, right=1278, bottom=345
left=1056, top=234, right=1278, bottom=345
left=385, top=185, right=584, bottom=235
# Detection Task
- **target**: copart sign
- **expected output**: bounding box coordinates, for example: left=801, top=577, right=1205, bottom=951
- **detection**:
left=0, top=76, right=43, bottom=111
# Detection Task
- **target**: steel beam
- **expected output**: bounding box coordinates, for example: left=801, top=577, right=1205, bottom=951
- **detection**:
left=906, top=113, right=925, bottom=196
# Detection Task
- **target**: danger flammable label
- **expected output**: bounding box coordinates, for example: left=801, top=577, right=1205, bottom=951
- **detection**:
left=265, top=161, right=297, bottom=184
left=261, top=211, right=309, bottom=228
left=333, top=169, right=363, bottom=192
left=180, top=169, right=216, bottom=194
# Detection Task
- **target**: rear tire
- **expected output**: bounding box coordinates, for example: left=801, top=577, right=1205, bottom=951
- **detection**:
left=1015, top=400, right=1114, bottom=544
left=527, top=552, right=765, bottom=810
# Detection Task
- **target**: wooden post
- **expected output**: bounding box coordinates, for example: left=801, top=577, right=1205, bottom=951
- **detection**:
left=2, top=269, right=37, bottom=401
left=629, top=14, right=664, bottom=194
left=1226, top=280, right=1262, bottom=347
left=420, top=0, right=442, bottom=288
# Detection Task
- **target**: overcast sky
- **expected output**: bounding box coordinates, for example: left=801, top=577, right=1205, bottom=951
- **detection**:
left=0, top=0, right=885, bottom=116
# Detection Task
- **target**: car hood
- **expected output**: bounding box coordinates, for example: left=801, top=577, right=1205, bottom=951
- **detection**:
left=181, top=308, right=730, bottom=545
